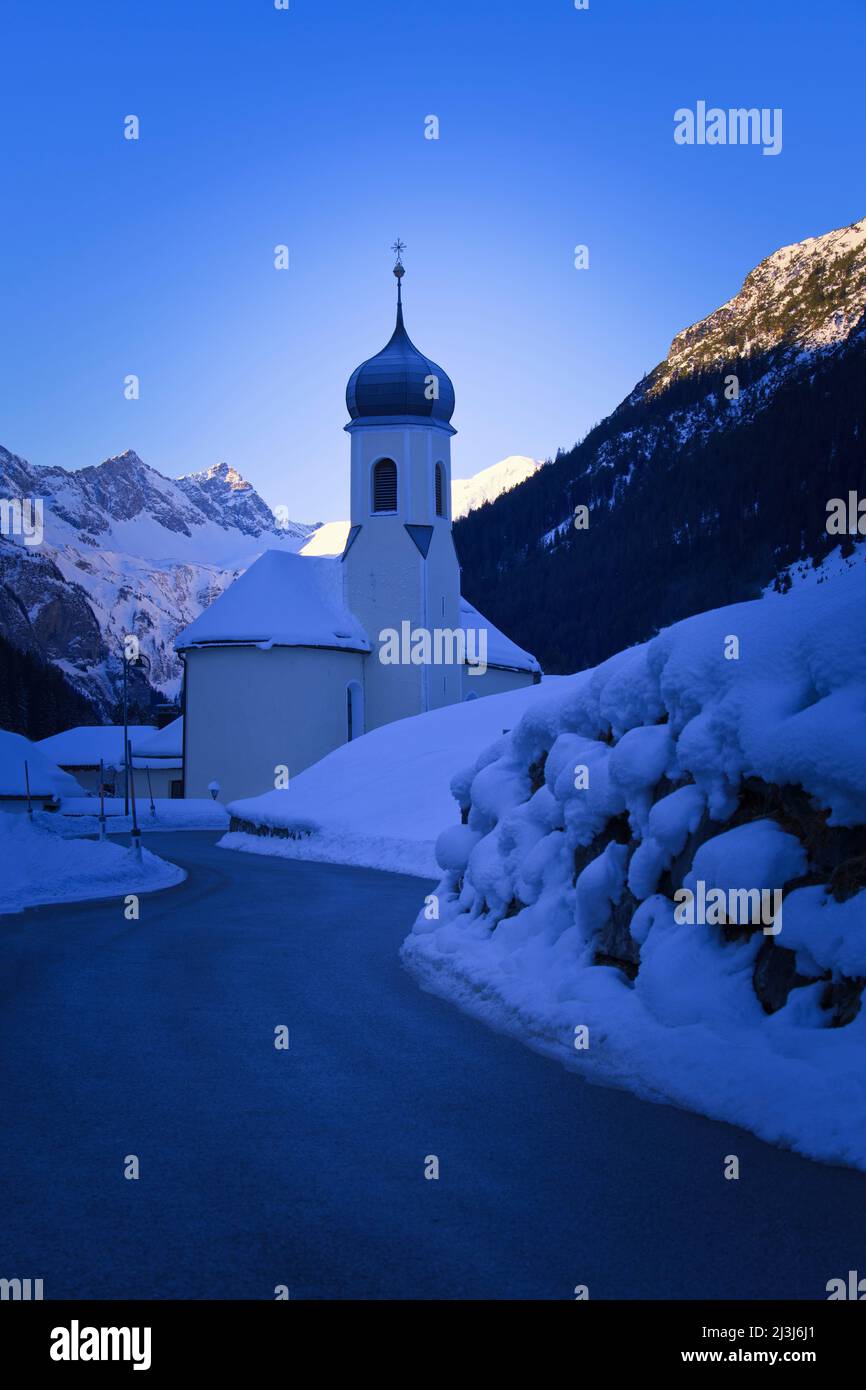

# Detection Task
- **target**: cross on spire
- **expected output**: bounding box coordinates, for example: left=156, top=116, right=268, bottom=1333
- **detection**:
left=391, top=239, right=406, bottom=320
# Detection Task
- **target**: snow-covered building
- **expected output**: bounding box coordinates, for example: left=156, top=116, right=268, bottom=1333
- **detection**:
left=0, top=728, right=83, bottom=812
left=124, top=718, right=184, bottom=800
left=176, top=256, right=540, bottom=803
left=37, top=724, right=154, bottom=795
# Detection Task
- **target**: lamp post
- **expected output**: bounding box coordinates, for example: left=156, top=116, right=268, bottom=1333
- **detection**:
left=128, top=737, right=142, bottom=862
left=98, top=757, right=107, bottom=841
left=122, top=653, right=129, bottom=815
left=115, top=638, right=150, bottom=816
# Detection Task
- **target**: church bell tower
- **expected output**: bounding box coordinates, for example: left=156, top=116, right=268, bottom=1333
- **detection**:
left=343, top=244, right=462, bottom=732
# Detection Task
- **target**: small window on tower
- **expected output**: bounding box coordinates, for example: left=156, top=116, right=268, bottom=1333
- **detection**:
left=372, top=458, right=398, bottom=513
left=435, top=461, right=445, bottom=517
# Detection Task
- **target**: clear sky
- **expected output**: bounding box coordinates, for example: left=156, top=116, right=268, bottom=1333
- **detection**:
left=1, top=0, right=864, bottom=521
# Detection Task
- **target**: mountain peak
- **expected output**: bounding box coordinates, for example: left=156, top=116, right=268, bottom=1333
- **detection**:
left=653, top=212, right=866, bottom=396
left=101, top=449, right=148, bottom=470
left=180, top=460, right=252, bottom=491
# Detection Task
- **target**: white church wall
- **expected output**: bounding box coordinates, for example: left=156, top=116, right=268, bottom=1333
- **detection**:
left=347, top=422, right=454, bottom=525
left=345, top=522, right=424, bottom=729
left=345, top=419, right=462, bottom=730
left=422, top=523, right=463, bottom=710
left=183, top=644, right=366, bottom=804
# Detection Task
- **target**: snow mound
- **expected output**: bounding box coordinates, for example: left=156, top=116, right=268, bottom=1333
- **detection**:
left=0, top=814, right=185, bottom=915
left=57, top=797, right=228, bottom=832
left=402, top=563, right=866, bottom=1170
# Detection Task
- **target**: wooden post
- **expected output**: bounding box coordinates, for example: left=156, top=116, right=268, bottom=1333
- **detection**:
left=98, top=757, right=106, bottom=841
left=24, top=759, right=33, bottom=820
left=128, top=737, right=142, bottom=861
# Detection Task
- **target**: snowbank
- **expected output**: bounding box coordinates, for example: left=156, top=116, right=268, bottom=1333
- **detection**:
left=402, top=564, right=866, bottom=1170
left=222, top=683, right=564, bottom=877
left=57, top=797, right=229, bottom=833
left=0, top=814, right=185, bottom=916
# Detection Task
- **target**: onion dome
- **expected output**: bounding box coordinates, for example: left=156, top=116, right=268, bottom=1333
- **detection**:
left=346, top=247, right=455, bottom=423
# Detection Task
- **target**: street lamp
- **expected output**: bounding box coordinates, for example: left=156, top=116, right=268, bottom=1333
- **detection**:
left=115, top=638, right=151, bottom=816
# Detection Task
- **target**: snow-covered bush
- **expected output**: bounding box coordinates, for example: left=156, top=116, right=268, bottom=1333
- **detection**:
left=402, top=559, right=866, bottom=1168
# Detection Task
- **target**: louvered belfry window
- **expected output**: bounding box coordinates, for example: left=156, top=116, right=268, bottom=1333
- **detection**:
left=435, top=462, right=444, bottom=517
left=372, top=458, right=398, bottom=513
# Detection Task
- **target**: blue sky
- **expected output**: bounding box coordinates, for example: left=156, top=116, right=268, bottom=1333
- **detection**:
left=1, top=0, right=864, bottom=520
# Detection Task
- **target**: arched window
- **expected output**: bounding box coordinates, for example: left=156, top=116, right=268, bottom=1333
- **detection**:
left=435, top=461, right=445, bottom=517
left=372, top=458, right=398, bottom=513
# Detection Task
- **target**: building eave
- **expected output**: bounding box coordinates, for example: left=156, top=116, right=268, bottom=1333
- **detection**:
left=177, top=639, right=371, bottom=656
left=344, top=415, right=456, bottom=437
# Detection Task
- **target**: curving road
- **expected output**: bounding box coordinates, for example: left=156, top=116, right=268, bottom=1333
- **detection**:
left=1, top=830, right=864, bottom=1300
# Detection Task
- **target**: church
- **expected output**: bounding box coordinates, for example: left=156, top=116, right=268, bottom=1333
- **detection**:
left=175, top=250, right=541, bottom=804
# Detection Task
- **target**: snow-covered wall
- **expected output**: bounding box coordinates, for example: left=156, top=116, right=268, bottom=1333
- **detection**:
left=402, top=558, right=866, bottom=1169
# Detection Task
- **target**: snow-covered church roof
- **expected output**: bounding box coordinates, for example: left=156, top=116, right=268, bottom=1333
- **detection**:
left=459, top=598, right=540, bottom=675
left=174, top=547, right=539, bottom=674
left=174, top=550, right=371, bottom=653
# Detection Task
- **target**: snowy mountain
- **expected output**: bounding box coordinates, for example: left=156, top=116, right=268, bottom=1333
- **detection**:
left=0, top=447, right=314, bottom=714
left=451, top=455, right=543, bottom=520
left=455, top=214, right=866, bottom=673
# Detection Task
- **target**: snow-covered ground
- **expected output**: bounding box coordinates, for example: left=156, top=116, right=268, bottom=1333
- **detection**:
left=222, top=683, right=564, bottom=877
left=57, top=797, right=229, bottom=833
left=0, top=813, right=185, bottom=916
left=402, top=560, right=866, bottom=1170
left=765, top=536, right=866, bottom=596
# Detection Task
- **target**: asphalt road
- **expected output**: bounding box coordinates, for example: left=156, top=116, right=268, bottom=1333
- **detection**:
left=1, top=830, right=864, bottom=1299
